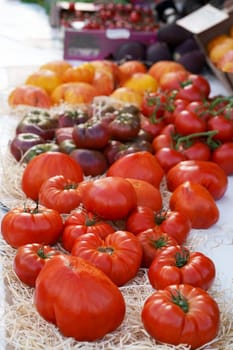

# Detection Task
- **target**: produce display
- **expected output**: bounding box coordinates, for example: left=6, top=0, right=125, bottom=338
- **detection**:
left=1, top=57, right=233, bottom=349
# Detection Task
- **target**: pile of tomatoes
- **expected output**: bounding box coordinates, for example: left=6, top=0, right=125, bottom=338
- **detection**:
left=1, top=62, right=233, bottom=348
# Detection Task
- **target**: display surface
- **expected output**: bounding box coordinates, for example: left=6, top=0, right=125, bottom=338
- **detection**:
left=0, top=104, right=232, bottom=349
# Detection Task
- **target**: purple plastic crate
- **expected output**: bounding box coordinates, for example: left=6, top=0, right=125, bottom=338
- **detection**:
left=63, top=28, right=157, bottom=61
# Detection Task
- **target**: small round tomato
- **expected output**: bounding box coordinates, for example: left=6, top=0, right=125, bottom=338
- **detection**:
left=62, top=208, right=115, bottom=252
left=136, top=226, right=178, bottom=268
left=169, top=181, right=219, bottom=229
left=106, top=151, right=165, bottom=188
left=141, top=284, right=220, bottom=349
left=71, top=230, right=142, bottom=286
left=179, top=140, right=211, bottom=161
left=155, top=147, right=187, bottom=172
left=79, top=177, right=137, bottom=220
left=13, top=243, right=62, bottom=287
left=1, top=203, right=64, bottom=248
left=140, top=114, right=166, bottom=137
left=211, top=141, right=233, bottom=175
left=148, top=245, right=216, bottom=290
left=174, top=109, right=207, bottom=136
left=38, top=175, right=82, bottom=214
left=207, top=114, right=233, bottom=142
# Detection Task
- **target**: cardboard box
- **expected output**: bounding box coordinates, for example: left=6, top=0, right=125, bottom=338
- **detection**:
left=177, top=4, right=233, bottom=94
left=63, top=28, right=157, bottom=61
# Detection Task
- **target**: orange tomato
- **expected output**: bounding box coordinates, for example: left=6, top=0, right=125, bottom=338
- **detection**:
left=40, top=60, right=73, bottom=80
left=117, top=60, right=147, bottom=85
left=62, top=62, right=95, bottom=84
left=25, top=69, right=61, bottom=95
left=148, top=61, right=186, bottom=84
left=51, top=82, right=98, bottom=105
left=123, top=73, right=158, bottom=95
left=110, top=87, right=143, bottom=107
left=8, top=84, right=52, bottom=108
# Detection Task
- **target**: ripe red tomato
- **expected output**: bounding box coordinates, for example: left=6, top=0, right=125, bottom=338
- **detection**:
left=126, top=207, right=191, bottom=244
left=38, top=175, right=82, bottom=214
left=13, top=243, right=62, bottom=287
left=62, top=208, right=115, bottom=252
left=174, top=109, right=207, bottom=136
left=166, top=159, right=228, bottom=200
left=141, top=284, right=220, bottom=349
left=79, top=176, right=137, bottom=220
left=155, top=147, right=187, bottom=172
left=106, top=151, right=165, bottom=188
left=34, top=254, right=126, bottom=341
left=126, top=178, right=163, bottom=212
left=71, top=230, right=142, bottom=286
left=179, top=140, right=211, bottom=161
left=22, top=152, right=84, bottom=200
left=148, top=245, right=216, bottom=290
left=1, top=204, right=64, bottom=248
left=136, top=226, right=178, bottom=268
left=211, top=141, right=233, bottom=175
left=169, top=181, right=219, bottom=229
left=207, top=114, right=233, bottom=142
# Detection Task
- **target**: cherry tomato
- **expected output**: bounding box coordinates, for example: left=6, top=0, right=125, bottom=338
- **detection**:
left=211, top=141, right=233, bottom=175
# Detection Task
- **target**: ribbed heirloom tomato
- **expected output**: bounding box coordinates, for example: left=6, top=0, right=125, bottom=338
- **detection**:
left=1, top=203, right=63, bottom=248
left=148, top=245, right=216, bottom=290
left=13, top=243, right=62, bottom=287
left=62, top=208, right=115, bottom=252
left=141, top=284, right=220, bottom=349
left=71, top=230, right=142, bottom=286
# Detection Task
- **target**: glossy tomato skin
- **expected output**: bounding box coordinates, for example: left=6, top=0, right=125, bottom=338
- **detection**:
left=211, top=141, right=233, bottom=175
left=13, top=243, right=62, bottom=287
left=21, top=152, right=84, bottom=201
left=174, top=109, right=207, bottom=136
left=106, top=151, right=165, bottom=188
left=38, top=175, right=82, bottom=214
left=1, top=205, right=64, bottom=248
left=166, top=160, right=228, bottom=200
left=136, top=226, right=178, bottom=268
left=72, top=119, right=110, bottom=149
left=141, top=284, right=220, bottom=349
left=148, top=245, right=216, bottom=290
left=169, top=181, right=219, bottom=229
left=79, top=177, right=137, bottom=220
left=179, top=141, right=211, bottom=161
left=126, top=207, right=191, bottom=245
left=207, top=114, right=233, bottom=142
left=126, top=178, right=163, bottom=212
left=155, top=147, right=187, bottom=172
left=34, top=254, right=126, bottom=341
left=62, top=208, right=114, bottom=252
left=71, top=230, right=142, bottom=286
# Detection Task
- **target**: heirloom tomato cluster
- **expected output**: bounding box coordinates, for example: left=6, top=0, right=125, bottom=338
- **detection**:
left=2, top=58, right=233, bottom=348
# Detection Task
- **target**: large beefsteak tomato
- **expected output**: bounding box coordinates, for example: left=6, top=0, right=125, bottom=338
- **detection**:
left=34, top=254, right=126, bottom=341
left=1, top=203, right=63, bottom=248
left=141, top=284, right=220, bottom=349
left=71, top=230, right=142, bottom=286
